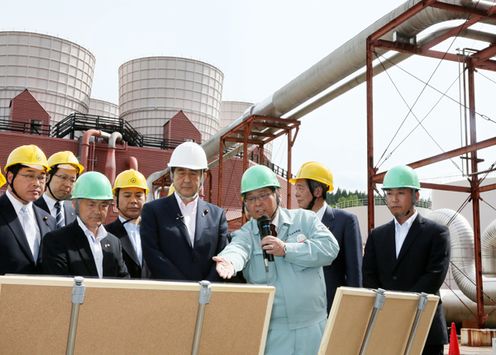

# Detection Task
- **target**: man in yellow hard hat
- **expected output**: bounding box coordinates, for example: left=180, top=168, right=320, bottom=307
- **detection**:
left=35, top=151, right=84, bottom=229
left=141, top=141, right=228, bottom=281
left=105, top=169, right=150, bottom=279
left=0, top=144, right=55, bottom=275
left=42, top=171, right=129, bottom=278
left=290, top=161, right=363, bottom=313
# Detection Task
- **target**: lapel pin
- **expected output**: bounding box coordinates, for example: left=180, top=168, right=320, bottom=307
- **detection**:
left=104, top=243, right=110, bottom=248
left=202, top=209, right=208, bottom=216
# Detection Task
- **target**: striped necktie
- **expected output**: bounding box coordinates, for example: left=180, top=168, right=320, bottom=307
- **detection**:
left=54, top=201, right=64, bottom=229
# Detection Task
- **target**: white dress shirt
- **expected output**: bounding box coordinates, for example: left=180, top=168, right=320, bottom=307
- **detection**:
left=119, top=216, right=142, bottom=265
left=174, top=192, right=198, bottom=247
left=77, top=216, right=107, bottom=278
left=6, top=190, right=41, bottom=261
left=393, top=211, right=418, bottom=257
left=43, top=194, right=65, bottom=223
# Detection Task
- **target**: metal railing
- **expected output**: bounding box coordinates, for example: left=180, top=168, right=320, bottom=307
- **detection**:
left=333, top=196, right=432, bottom=209
left=0, top=118, right=51, bottom=135
left=51, top=112, right=187, bottom=150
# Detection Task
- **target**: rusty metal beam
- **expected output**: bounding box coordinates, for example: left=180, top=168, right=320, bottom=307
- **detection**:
left=369, top=0, right=435, bottom=41
left=430, top=1, right=496, bottom=20
left=420, top=182, right=471, bottom=193
left=472, top=43, right=496, bottom=64
left=373, top=136, right=496, bottom=183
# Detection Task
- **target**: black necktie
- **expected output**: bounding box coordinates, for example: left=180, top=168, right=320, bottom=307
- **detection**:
left=270, top=224, right=278, bottom=237
left=55, top=201, right=64, bottom=229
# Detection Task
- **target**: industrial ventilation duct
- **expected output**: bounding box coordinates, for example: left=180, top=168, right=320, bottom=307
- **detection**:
left=428, top=209, right=496, bottom=305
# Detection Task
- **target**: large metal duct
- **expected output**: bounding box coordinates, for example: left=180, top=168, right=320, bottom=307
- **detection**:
left=201, top=0, right=495, bottom=160
left=428, top=209, right=496, bottom=305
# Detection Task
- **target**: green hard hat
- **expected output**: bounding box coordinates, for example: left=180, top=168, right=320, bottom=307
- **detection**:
left=71, top=171, right=113, bottom=200
left=241, top=165, right=280, bottom=194
left=382, top=165, right=420, bottom=190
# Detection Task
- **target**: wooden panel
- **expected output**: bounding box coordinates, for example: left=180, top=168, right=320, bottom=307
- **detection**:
left=0, top=276, right=274, bottom=355
left=319, top=287, right=439, bottom=355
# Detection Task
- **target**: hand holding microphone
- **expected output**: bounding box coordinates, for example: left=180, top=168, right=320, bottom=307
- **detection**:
left=257, top=215, right=277, bottom=272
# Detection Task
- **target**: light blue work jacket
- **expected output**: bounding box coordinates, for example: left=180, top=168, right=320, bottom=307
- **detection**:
left=220, top=207, right=340, bottom=330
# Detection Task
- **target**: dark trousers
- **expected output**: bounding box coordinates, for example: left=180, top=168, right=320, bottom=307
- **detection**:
left=422, top=344, right=443, bottom=355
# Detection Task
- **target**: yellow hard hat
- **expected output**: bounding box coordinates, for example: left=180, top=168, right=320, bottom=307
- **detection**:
left=47, top=151, right=84, bottom=174
left=0, top=170, right=6, bottom=188
left=113, top=169, right=149, bottom=194
left=5, top=144, right=49, bottom=172
left=289, top=161, right=334, bottom=192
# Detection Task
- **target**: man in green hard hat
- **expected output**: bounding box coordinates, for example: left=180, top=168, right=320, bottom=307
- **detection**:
left=362, top=165, right=450, bottom=355
left=42, top=171, right=129, bottom=278
left=213, top=164, right=340, bottom=355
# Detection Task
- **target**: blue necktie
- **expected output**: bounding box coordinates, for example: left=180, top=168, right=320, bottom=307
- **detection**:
left=55, top=201, right=64, bottom=229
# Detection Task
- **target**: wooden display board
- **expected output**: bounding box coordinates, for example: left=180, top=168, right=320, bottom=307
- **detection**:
left=0, top=276, right=275, bottom=355
left=318, top=287, right=439, bottom=355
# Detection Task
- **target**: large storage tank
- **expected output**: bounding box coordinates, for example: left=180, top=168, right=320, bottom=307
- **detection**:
left=88, top=98, right=119, bottom=118
left=119, top=56, right=223, bottom=141
left=0, top=31, right=95, bottom=124
left=220, top=100, right=272, bottom=160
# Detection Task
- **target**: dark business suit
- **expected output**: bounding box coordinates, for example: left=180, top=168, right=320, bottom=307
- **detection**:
left=0, top=194, right=55, bottom=275
left=141, top=195, right=228, bottom=281
left=41, top=220, right=129, bottom=278
left=34, top=196, right=76, bottom=227
left=362, top=214, right=450, bottom=348
left=321, top=206, right=363, bottom=312
left=105, top=218, right=150, bottom=279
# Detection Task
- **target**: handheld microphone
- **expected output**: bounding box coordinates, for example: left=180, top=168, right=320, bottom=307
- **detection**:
left=257, top=215, right=274, bottom=272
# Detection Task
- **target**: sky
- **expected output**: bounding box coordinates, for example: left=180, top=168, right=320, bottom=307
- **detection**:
left=1, top=0, right=495, bottom=193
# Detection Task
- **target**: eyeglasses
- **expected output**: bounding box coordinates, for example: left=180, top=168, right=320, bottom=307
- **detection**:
left=54, top=174, right=77, bottom=184
left=18, top=173, right=47, bottom=183
left=244, top=192, right=273, bottom=204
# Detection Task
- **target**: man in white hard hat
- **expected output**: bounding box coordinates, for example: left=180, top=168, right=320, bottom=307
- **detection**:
left=35, top=151, right=84, bottom=229
left=141, top=141, right=228, bottom=281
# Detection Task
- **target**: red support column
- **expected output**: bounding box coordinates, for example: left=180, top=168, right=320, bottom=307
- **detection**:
left=366, top=39, right=375, bottom=234
left=467, top=61, right=486, bottom=328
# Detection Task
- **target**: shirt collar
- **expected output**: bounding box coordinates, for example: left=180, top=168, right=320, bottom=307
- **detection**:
left=315, top=203, right=327, bottom=220
left=394, top=210, right=418, bottom=229
left=43, top=193, right=59, bottom=211
left=174, top=191, right=199, bottom=210
left=6, top=190, right=32, bottom=214
left=76, top=216, right=107, bottom=240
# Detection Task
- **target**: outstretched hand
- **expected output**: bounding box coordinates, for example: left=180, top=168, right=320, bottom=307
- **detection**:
left=213, top=256, right=235, bottom=279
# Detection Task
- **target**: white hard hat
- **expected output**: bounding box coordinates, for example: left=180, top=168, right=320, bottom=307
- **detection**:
left=168, top=141, right=208, bottom=170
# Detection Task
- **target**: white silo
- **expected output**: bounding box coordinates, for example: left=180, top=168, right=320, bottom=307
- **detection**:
left=119, top=56, right=223, bottom=141
left=89, top=98, right=119, bottom=118
left=0, top=31, right=95, bottom=124
left=220, top=100, right=273, bottom=160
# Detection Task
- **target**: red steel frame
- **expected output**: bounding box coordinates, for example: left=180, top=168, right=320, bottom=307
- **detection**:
left=367, top=0, right=496, bottom=328
left=217, top=115, right=300, bottom=218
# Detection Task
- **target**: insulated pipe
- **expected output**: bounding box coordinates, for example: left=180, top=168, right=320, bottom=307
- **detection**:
left=481, top=219, right=496, bottom=276
left=105, top=132, right=122, bottom=185
left=80, top=129, right=111, bottom=171
left=128, top=156, right=139, bottom=171
left=428, top=209, right=496, bottom=305
left=202, top=0, right=494, bottom=160
left=205, top=27, right=496, bottom=170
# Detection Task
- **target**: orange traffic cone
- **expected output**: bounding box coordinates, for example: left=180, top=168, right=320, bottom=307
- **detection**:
left=448, top=322, right=460, bottom=355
